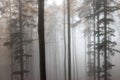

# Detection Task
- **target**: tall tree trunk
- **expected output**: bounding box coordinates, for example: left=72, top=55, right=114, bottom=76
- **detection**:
left=63, top=0, right=67, bottom=80
left=96, top=2, right=100, bottom=79
left=104, top=0, right=107, bottom=80
left=19, top=0, right=24, bottom=80
left=93, top=0, right=96, bottom=80
left=67, top=0, right=71, bottom=80
left=97, top=11, right=100, bottom=80
left=38, top=0, right=46, bottom=80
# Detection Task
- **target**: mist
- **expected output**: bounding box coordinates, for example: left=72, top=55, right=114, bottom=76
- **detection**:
left=0, top=0, right=120, bottom=80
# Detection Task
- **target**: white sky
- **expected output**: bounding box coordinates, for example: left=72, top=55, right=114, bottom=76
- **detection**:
left=47, top=0, right=63, bottom=6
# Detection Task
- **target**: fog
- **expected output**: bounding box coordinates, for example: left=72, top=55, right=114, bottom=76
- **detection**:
left=0, top=0, right=120, bottom=80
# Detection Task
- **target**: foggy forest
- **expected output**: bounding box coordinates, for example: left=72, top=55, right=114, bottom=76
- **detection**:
left=0, top=0, right=120, bottom=80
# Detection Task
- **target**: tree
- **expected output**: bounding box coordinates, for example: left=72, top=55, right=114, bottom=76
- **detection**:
left=75, top=0, right=120, bottom=80
left=3, top=0, right=37, bottom=80
left=38, top=0, right=46, bottom=80
left=93, top=0, right=120, bottom=80
left=67, top=0, right=71, bottom=80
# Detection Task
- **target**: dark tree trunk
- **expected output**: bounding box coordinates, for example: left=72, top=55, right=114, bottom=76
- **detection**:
left=93, top=0, right=96, bottom=80
left=67, top=0, right=71, bottom=80
left=104, top=0, right=107, bottom=80
left=38, top=0, right=46, bottom=80
left=19, top=0, right=24, bottom=80
left=96, top=2, right=100, bottom=79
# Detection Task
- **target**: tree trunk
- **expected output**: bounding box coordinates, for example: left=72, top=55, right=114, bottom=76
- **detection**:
left=97, top=6, right=100, bottom=80
left=63, top=0, right=67, bottom=80
left=104, top=0, right=107, bottom=80
left=67, top=0, right=71, bottom=80
left=19, top=0, right=24, bottom=80
left=38, top=0, right=46, bottom=80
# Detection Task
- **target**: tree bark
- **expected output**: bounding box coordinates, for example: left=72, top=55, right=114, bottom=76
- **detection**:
left=67, top=0, right=71, bottom=80
left=19, top=0, right=24, bottom=80
left=104, top=0, right=107, bottom=80
left=38, top=0, right=46, bottom=80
